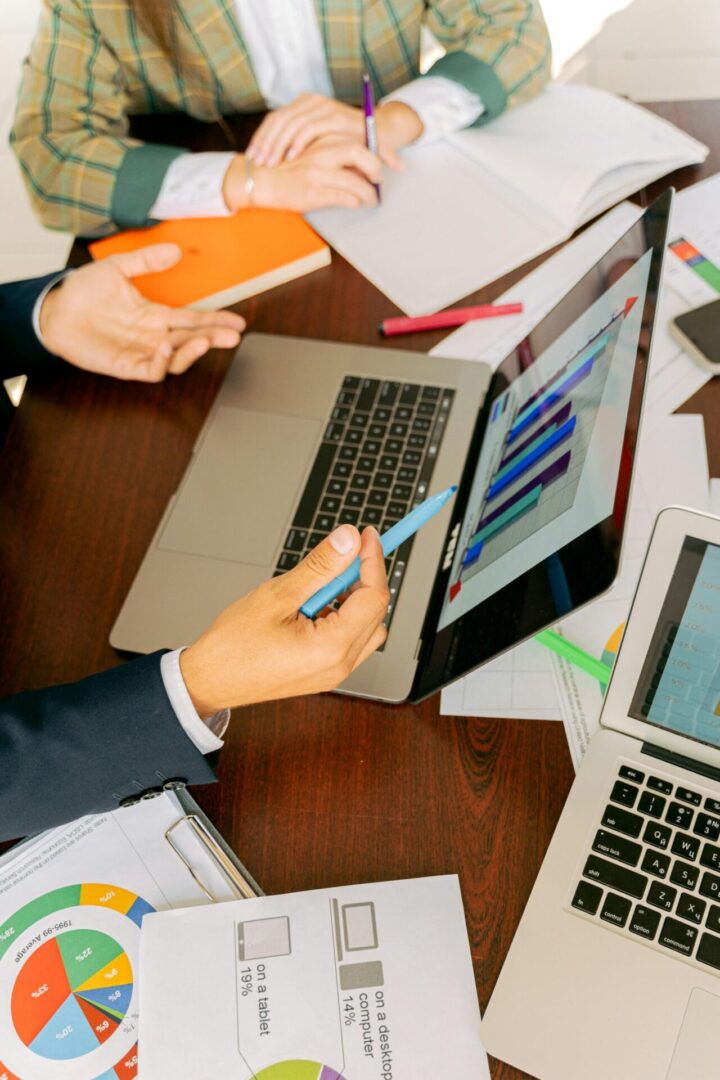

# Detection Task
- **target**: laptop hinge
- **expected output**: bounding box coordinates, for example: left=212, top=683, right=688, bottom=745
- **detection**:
left=641, top=742, right=720, bottom=785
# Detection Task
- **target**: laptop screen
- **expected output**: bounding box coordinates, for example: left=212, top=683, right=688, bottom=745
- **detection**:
left=629, top=537, right=720, bottom=749
left=412, top=192, right=671, bottom=701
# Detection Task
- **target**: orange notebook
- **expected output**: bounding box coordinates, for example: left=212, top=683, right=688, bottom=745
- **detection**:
left=89, top=209, right=331, bottom=310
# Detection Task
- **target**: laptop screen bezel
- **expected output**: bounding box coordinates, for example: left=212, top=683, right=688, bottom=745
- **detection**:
left=410, top=191, right=672, bottom=703
left=600, top=506, right=720, bottom=770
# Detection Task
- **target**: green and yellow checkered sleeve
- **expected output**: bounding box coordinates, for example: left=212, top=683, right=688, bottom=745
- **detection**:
left=425, top=0, right=552, bottom=122
left=9, top=0, right=185, bottom=236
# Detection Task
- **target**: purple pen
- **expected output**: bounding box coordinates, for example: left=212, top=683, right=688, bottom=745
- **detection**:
left=362, top=72, right=382, bottom=205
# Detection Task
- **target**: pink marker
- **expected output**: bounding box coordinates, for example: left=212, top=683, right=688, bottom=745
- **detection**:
left=379, top=302, right=523, bottom=337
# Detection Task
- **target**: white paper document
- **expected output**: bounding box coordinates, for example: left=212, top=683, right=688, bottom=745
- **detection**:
left=308, top=86, right=706, bottom=315
left=0, top=796, right=236, bottom=1080
left=440, top=413, right=710, bottom=766
left=139, top=875, right=489, bottom=1080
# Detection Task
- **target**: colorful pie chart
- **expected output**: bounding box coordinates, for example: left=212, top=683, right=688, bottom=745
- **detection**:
left=256, top=1063, right=346, bottom=1080
left=599, top=623, right=624, bottom=691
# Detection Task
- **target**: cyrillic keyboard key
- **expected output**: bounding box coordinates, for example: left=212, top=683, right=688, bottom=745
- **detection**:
left=292, top=442, right=337, bottom=527
left=610, top=781, right=639, bottom=808
left=676, top=892, right=705, bottom=924
left=571, top=880, right=602, bottom=915
left=676, top=787, right=702, bottom=806
left=705, top=798, right=720, bottom=815
left=647, top=881, right=677, bottom=911
left=629, top=905, right=661, bottom=940
left=659, top=917, right=697, bottom=956
left=666, top=802, right=694, bottom=829
left=671, top=832, right=699, bottom=861
left=642, top=850, right=670, bottom=879
left=706, top=905, right=720, bottom=934
left=277, top=551, right=300, bottom=571
left=602, top=805, right=643, bottom=838
left=697, top=931, right=720, bottom=970
left=600, top=892, right=631, bottom=927
left=638, top=791, right=666, bottom=819
left=670, top=861, right=699, bottom=890
left=582, top=855, right=647, bottom=899
left=619, top=766, right=645, bottom=783
left=648, top=776, right=673, bottom=795
left=701, top=843, right=720, bottom=871
left=694, top=813, right=720, bottom=841
left=643, top=820, right=671, bottom=849
left=592, top=830, right=641, bottom=866
left=699, top=871, right=720, bottom=900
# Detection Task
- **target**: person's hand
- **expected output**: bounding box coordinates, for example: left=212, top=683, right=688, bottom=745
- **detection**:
left=40, top=244, right=246, bottom=382
left=245, top=93, right=421, bottom=168
left=224, top=140, right=384, bottom=214
left=180, top=525, right=390, bottom=715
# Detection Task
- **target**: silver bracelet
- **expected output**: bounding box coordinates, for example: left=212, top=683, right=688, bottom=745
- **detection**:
left=244, top=154, right=255, bottom=206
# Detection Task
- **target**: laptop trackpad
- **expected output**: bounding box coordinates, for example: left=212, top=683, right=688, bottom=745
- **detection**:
left=666, top=988, right=720, bottom=1080
left=159, top=407, right=321, bottom=566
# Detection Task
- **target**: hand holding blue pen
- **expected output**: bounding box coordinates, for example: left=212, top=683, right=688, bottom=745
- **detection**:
left=300, top=485, right=458, bottom=619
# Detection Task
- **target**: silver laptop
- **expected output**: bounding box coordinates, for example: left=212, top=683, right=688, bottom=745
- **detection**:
left=111, top=193, right=671, bottom=703
left=483, top=506, right=720, bottom=1080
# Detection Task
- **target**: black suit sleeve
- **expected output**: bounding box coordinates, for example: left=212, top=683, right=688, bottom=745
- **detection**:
left=0, top=651, right=217, bottom=842
left=0, top=273, right=63, bottom=380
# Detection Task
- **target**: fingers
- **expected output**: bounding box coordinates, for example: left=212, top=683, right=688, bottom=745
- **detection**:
left=167, top=336, right=211, bottom=374
left=109, top=243, right=183, bottom=279
left=168, top=309, right=246, bottom=333
left=380, top=144, right=405, bottom=172
left=248, top=95, right=323, bottom=165
left=332, top=528, right=390, bottom=638
left=321, top=141, right=382, bottom=184
left=278, top=524, right=361, bottom=606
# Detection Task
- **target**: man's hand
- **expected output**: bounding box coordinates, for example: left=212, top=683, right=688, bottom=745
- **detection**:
left=180, top=525, right=390, bottom=716
left=40, top=244, right=246, bottom=382
left=245, top=93, right=421, bottom=168
left=224, top=140, right=383, bottom=213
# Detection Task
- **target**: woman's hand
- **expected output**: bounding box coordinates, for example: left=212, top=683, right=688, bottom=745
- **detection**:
left=40, top=244, right=245, bottom=382
left=245, top=93, right=420, bottom=168
left=180, top=525, right=389, bottom=716
left=224, top=140, right=383, bottom=213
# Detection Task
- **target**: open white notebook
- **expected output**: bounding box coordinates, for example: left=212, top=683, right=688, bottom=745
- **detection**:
left=308, top=85, right=707, bottom=316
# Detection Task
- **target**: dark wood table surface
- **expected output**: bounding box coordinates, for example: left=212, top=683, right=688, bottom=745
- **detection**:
left=1, top=100, right=718, bottom=1078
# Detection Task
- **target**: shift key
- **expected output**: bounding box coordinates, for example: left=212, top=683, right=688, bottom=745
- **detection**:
left=583, top=855, right=647, bottom=899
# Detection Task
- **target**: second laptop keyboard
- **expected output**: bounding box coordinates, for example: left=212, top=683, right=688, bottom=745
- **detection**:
left=275, top=375, right=455, bottom=628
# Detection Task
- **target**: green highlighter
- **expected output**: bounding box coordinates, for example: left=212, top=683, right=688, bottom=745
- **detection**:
left=535, top=628, right=614, bottom=684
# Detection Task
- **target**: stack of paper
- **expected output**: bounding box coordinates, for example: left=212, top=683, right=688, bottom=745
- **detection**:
left=308, top=85, right=707, bottom=315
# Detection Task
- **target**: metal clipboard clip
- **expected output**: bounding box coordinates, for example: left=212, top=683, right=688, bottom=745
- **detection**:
left=165, top=814, right=259, bottom=901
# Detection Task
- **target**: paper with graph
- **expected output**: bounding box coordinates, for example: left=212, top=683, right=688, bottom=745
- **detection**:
left=139, top=876, right=489, bottom=1080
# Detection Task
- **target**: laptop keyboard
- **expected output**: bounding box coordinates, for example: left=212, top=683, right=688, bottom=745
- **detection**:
left=570, top=761, right=720, bottom=973
left=275, top=375, right=455, bottom=628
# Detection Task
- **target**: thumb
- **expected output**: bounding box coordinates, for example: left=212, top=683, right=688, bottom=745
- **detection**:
left=279, top=525, right=361, bottom=604
left=109, top=243, right=183, bottom=279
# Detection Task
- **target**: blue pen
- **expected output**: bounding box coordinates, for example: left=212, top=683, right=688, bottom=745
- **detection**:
left=300, top=485, right=458, bottom=619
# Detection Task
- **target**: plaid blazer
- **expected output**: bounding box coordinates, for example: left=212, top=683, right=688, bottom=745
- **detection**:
left=11, top=0, right=551, bottom=235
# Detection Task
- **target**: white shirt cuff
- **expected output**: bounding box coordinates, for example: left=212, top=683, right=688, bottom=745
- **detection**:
left=160, top=648, right=230, bottom=754
left=382, top=75, right=484, bottom=145
left=32, top=271, right=72, bottom=351
left=148, top=152, right=236, bottom=219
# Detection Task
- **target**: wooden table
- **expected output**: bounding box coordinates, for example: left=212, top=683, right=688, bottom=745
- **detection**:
left=1, top=100, right=718, bottom=1078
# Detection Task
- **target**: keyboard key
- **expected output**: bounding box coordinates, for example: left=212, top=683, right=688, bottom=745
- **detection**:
left=666, top=802, right=694, bottom=829
left=321, top=496, right=341, bottom=514
left=643, top=820, right=671, bottom=849
left=403, top=450, right=422, bottom=466
left=700, top=843, right=720, bottom=871
left=642, top=850, right=671, bottom=879
left=339, top=446, right=358, bottom=461
left=374, top=473, right=394, bottom=490
left=308, top=532, right=324, bottom=548
left=285, top=528, right=307, bottom=552
left=602, top=805, right=643, bottom=838
left=600, top=892, right=631, bottom=927
left=292, top=443, right=337, bottom=527
left=338, top=509, right=360, bottom=526
left=619, top=766, right=645, bottom=783
left=670, top=860, right=699, bottom=890
left=638, top=791, right=666, bottom=819
left=361, top=508, right=382, bottom=526
left=332, top=461, right=352, bottom=478
left=705, top=798, right=720, bottom=815
left=332, top=405, right=349, bottom=421
left=629, top=905, right=661, bottom=940
left=380, top=455, right=399, bottom=472
left=327, top=479, right=347, bottom=497
left=362, top=440, right=382, bottom=456
left=392, top=484, right=413, bottom=502
left=345, top=428, right=363, bottom=444
left=706, top=905, right=720, bottom=934
left=647, top=881, right=677, bottom=911
left=379, top=381, right=400, bottom=407
left=350, top=473, right=371, bottom=491
left=385, top=438, right=402, bottom=455
left=408, top=434, right=426, bottom=449
left=350, top=414, right=368, bottom=429
left=398, top=466, right=417, bottom=484
left=571, top=881, right=602, bottom=914
left=324, top=422, right=344, bottom=442
left=648, top=776, right=673, bottom=795
left=387, top=501, right=406, bottom=518
left=357, top=456, right=375, bottom=473
left=412, top=417, right=432, bottom=433
left=659, top=917, right=698, bottom=957
left=389, top=423, right=407, bottom=438
left=697, top=931, right=720, bottom=970
left=676, top=787, right=702, bottom=806
left=356, top=378, right=379, bottom=412
left=592, top=830, right=641, bottom=867
left=676, top=893, right=706, bottom=924
left=399, top=383, right=418, bottom=405
left=367, top=490, right=388, bottom=507
left=610, top=781, right=639, bottom=808
left=347, top=490, right=365, bottom=508
left=338, top=390, right=356, bottom=406
left=277, top=551, right=300, bottom=570
left=671, top=832, right=700, bottom=861
left=582, top=855, right=647, bottom=899
left=342, top=375, right=360, bottom=390
left=694, top=813, right=720, bottom=841
left=315, top=514, right=335, bottom=532
left=418, top=401, right=436, bottom=416
left=396, top=406, right=412, bottom=421
left=699, top=872, right=720, bottom=900
left=374, top=408, right=391, bottom=423
left=422, top=386, right=440, bottom=400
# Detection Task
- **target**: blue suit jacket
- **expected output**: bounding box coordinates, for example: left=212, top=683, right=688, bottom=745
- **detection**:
left=0, top=652, right=217, bottom=842
left=0, top=273, right=60, bottom=381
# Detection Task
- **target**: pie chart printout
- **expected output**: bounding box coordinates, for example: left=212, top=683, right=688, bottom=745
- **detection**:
left=0, top=883, right=153, bottom=1080
left=256, top=1064, right=346, bottom=1080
